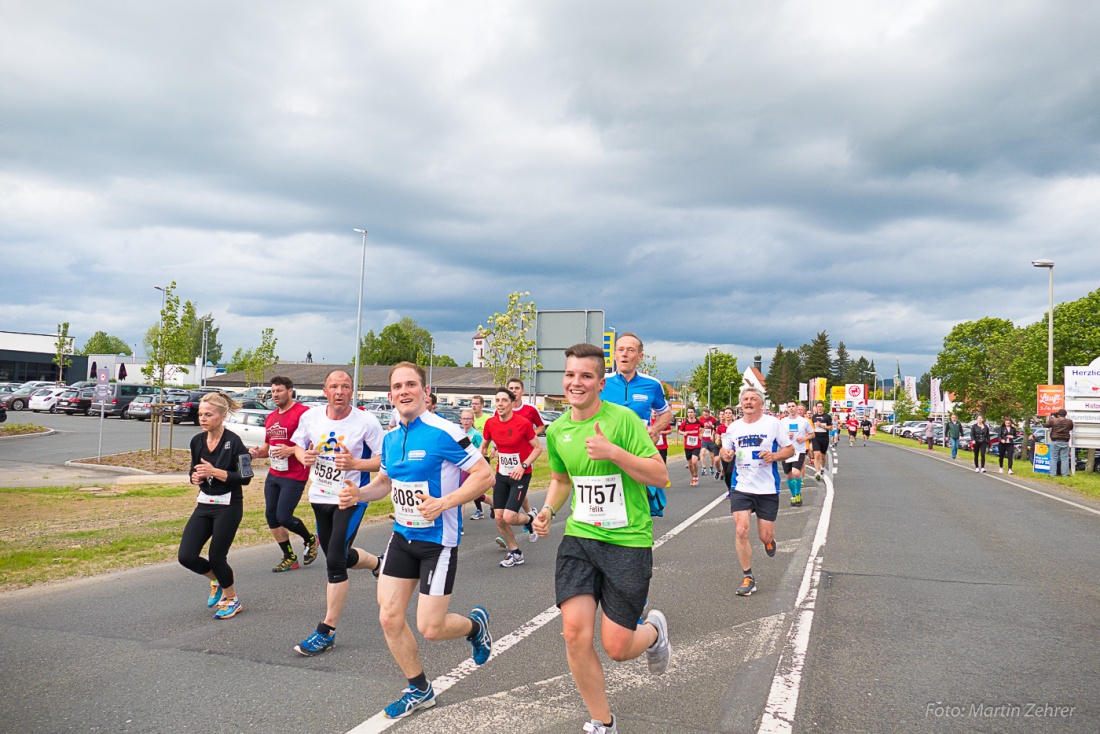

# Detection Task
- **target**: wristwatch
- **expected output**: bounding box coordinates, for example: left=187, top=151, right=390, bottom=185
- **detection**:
left=521, top=462, right=529, bottom=470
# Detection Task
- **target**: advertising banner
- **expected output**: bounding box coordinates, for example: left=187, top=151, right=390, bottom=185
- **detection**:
left=814, top=378, right=828, bottom=405
left=845, top=383, right=867, bottom=406
left=1032, top=442, right=1051, bottom=475
left=930, top=378, right=943, bottom=414
left=831, top=386, right=846, bottom=403
left=1064, top=364, right=1100, bottom=397
left=1036, top=385, right=1064, bottom=416
left=799, top=382, right=808, bottom=401
left=905, top=376, right=917, bottom=403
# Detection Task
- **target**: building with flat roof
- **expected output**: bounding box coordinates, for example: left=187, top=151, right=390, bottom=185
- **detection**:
left=0, top=330, right=86, bottom=384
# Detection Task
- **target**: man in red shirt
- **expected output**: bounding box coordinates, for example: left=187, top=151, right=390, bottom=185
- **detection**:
left=249, top=376, right=318, bottom=571
left=482, top=387, right=543, bottom=568
left=505, top=377, right=545, bottom=526
left=699, top=407, right=719, bottom=479
left=679, top=407, right=703, bottom=486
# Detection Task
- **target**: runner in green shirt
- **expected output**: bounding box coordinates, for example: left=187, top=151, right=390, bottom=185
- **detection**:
left=532, top=343, right=672, bottom=734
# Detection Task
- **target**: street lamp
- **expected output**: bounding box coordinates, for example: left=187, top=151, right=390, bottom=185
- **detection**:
left=428, top=335, right=434, bottom=392
left=352, top=228, right=368, bottom=402
left=199, top=317, right=213, bottom=387
left=153, top=285, right=166, bottom=403
left=729, top=381, right=735, bottom=408
left=706, top=347, right=718, bottom=410
left=1031, top=259, right=1055, bottom=384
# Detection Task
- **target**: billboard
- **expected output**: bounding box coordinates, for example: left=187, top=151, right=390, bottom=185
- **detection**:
left=533, top=310, right=606, bottom=396
left=1036, top=385, right=1064, bottom=416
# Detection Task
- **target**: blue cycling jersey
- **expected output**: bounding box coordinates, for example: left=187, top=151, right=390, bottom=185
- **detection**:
left=381, top=411, right=481, bottom=547
left=601, top=371, right=670, bottom=422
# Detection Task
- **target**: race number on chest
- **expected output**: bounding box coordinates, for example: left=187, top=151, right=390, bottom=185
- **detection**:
left=571, top=474, right=628, bottom=528
left=391, top=480, right=432, bottom=528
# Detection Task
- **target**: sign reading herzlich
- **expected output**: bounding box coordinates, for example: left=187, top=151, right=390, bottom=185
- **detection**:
left=1037, top=385, right=1064, bottom=416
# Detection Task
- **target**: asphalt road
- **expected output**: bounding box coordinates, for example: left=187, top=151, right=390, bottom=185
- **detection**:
left=0, top=438, right=1096, bottom=733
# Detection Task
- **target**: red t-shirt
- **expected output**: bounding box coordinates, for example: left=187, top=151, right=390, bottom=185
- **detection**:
left=652, top=418, right=669, bottom=450
left=680, top=420, right=703, bottom=449
left=482, top=413, right=537, bottom=475
left=512, top=403, right=545, bottom=431
left=265, top=402, right=310, bottom=481
left=846, top=418, right=859, bottom=432
left=699, top=416, right=717, bottom=441
left=715, top=423, right=728, bottom=444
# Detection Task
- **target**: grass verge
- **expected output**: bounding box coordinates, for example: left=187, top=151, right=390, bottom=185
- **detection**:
left=873, top=431, right=1100, bottom=501
left=0, top=482, right=395, bottom=591
left=0, top=422, right=48, bottom=437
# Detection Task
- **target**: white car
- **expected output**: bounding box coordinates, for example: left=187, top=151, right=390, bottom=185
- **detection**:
left=224, top=408, right=270, bottom=448
left=29, top=387, right=69, bottom=413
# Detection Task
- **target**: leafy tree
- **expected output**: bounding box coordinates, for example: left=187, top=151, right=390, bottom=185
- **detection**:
left=893, top=389, right=920, bottom=423
left=478, top=291, right=541, bottom=386
left=184, top=309, right=222, bottom=364
left=355, top=318, right=454, bottom=366
left=228, top=328, right=279, bottom=387
left=931, top=317, right=1015, bottom=417
left=833, top=342, right=851, bottom=385
left=764, top=344, right=786, bottom=396
left=141, top=281, right=190, bottom=392
left=53, top=322, right=72, bottom=381
left=430, top=354, right=459, bottom=367
left=689, top=351, right=740, bottom=410
left=640, top=351, right=658, bottom=377
left=80, top=331, right=132, bottom=356
left=849, top=356, right=871, bottom=387
left=802, top=331, right=833, bottom=382
left=917, top=371, right=931, bottom=400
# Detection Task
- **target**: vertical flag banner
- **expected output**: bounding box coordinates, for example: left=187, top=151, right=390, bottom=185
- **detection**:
left=799, top=382, right=808, bottom=401
left=930, top=378, right=943, bottom=414
left=905, top=376, right=917, bottom=403
left=603, top=331, right=615, bottom=374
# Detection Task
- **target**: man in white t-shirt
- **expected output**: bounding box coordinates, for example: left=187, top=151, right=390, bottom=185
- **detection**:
left=720, top=385, right=794, bottom=597
left=290, top=370, right=386, bottom=656
left=780, top=401, right=814, bottom=507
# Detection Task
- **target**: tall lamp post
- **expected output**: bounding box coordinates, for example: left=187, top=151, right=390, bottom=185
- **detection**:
left=428, top=335, right=434, bottom=392
left=352, top=228, right=368, bottom=402
left=1031, top=259, right=1055, bottom=384
left=153, top=285, right=166, bottom=403
left=199, top=317, right=213, bottom=387
left=707, top=347, right=717, bottom=410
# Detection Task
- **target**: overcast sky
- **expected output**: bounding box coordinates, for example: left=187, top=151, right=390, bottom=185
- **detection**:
left=2, top=0, right=1098, bottom=385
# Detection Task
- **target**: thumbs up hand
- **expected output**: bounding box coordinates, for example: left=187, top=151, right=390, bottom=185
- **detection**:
left=584, top=421, right=616, bottom=462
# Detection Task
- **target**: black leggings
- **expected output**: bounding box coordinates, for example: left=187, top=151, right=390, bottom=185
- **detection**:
left=313, top=503, right=366, bottom=584
left=999, top=446, right=1014, bottom=470
left=178, top=501, right=243, bottom=589
left=263, top=474, right=312, bottom=539
left=973, top=443, right=987, bottom=469
left=722, top=460, right=733, bottom=490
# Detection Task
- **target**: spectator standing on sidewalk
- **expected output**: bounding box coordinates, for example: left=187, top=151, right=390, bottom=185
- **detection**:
left=923, top=420, right=936, bottom=451
left=945, top=414, right=963, bottom=459
left=1044, top=409, right=1075, bottom=476
left=997, top=417, right=1019, bottom=474
left=971, top=415, right=990, bottom=473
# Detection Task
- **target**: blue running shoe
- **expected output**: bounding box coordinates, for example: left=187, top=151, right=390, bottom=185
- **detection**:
left=469, top=606, right=492, bottom=665
left=294, top=630, right=335, bottom=656
left=383, top=683, right=436, bottom=719
left=207, top=580, right=222, bottom=608
left=213, top=596, right=242, bottom=620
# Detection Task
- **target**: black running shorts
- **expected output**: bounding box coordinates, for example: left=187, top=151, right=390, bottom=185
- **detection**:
left=728, top=490, right=780, bottom=522
left=380, top=533, right=458, bottom=596
left=783, top=452, right=807, bottom=472
left=811, top=434, right=830, bottom=453
left=555, top=534, right=651, bottom=630
left=492, top=473, right=532, bottom=513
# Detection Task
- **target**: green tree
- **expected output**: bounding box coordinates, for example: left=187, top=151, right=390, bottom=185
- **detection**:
left=833, top=342, right=851, bottom=384
left=689, top=351, right=740, bottom=410
left=53, top=322, right=72, bottom=381
left=931, top=317, right=1015, bottom=416
left=184, top=309, right=222, bottom=365
left=354, top=318, right=454, bottom=367
left=640, top=351, right=658, bottom=377
left=850, top=356, right=872, bottom=387
left=478, top=291, right=541, bottom=386
left=802, top=331, right=833, bottom=382
left=227, top=329, right=280, bottom=387
left=80, top=331, right=132, bottom=356
left=141, top=281, right=190, bottom=392
left=893, top=389, right=920, bottom=423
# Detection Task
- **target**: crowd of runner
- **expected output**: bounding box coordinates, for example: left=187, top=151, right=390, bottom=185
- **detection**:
left=176, top=334, right=865, bottom=732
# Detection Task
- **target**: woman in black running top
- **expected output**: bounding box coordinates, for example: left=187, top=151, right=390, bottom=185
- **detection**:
left=971, top=415, right=991, bottom=473
left=178, top=392, right=252, bottom=619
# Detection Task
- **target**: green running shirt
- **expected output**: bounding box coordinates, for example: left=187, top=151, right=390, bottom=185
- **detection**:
left=546, top=400, right=659, bottom=548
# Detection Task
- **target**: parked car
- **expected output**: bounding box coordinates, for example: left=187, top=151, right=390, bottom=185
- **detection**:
left=174, top=388, right=229, bottom=424
left=67, top=380, right=96, bottom=390
left=237, top=399, right=269, bottom=411
left=57, top=387, right=96, bottom=415
left=124, top=395, right=184, bottom=421
left=1, top=386, right=42, bottom=411
left=19, top=381, right=58, bottom=391
left=899, top=422, right=929, bottom=439
left=223, top=408, right=270, bottom=448
left=540, top=410, right=563, bottom=423
left=29, top=387, right=69, bottom=413
left=90, top=383, right=158, bottom=418
left=435, top=408, right=463, bottom=425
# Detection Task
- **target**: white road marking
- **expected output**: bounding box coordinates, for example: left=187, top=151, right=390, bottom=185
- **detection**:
left=888, top=443, right=1100, bottom=517
left=758, top=447, right=836, bottom=733
left=346, top=491, right=730, bottom=733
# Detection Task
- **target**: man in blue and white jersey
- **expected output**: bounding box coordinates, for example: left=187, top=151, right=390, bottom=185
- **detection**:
left=600, top=332, right=672, bottom=442
left=339, top=361, right=494, bottom=721
left=600, top=332, right=672, bottom=517
left=719, top=385, right=794, bottom=598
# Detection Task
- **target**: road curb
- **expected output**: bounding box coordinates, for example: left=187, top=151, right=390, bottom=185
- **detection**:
left=63, top=459, right=153, bottom=475
left=0, top=428, right=56, bottom=440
